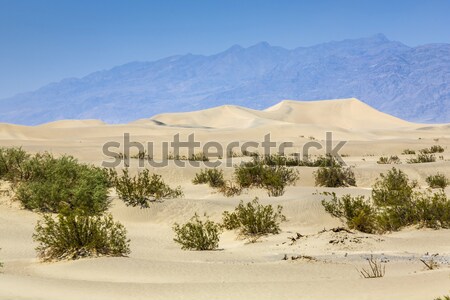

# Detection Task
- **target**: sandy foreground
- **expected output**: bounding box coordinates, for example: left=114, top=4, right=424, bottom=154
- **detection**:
left=0, top=98, right=449, bottom=299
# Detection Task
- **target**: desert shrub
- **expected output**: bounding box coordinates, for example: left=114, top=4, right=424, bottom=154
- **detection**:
left=321, top=193, right=377, bottom=233
left=222, top=198, right=286, bottom=240
left=218, top=181, right=242, bottom=197
left=110, top=169, right=182, bottom=208
left=415, top=190, right=450, bottom=229
left=15, top=154, right=111, bottom=215
left=372, top=168, right=414, bottom=207
left=422, top=145, right=444, bottom=154
left=314, top=165, right=356, bottom=187
left=426, top=173, right=449, bottom=189
left=235, top=158, right=298, bottom=196
left=434, top=296, right=450, bottom=300
left=173, top=214, right=221, bottom=250
left=407, top=151, right=436, bottom=163
left=0, top=147, right=31, bottom=183
left=401, top=149, right=416, bottom=155
left=33, top=213, right=130, bottom=261
left=192, top=168, right=225, bottom=188
left=377, top=155, right=400, bottom=164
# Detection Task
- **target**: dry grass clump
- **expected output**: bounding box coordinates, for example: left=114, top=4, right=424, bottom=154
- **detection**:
left=377, top=155, right=401, bottom=164
left=358, top=255, right=385, bottom=278
left=426, top=173, right=449, bottom=189
left=192, top=168, right=225, bottom=188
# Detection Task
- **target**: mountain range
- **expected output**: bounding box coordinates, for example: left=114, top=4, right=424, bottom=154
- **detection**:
left=1, top=33, right=449, bottom=125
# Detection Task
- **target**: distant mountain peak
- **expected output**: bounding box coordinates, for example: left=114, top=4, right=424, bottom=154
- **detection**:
left=0, top=35, right=448, bottom=125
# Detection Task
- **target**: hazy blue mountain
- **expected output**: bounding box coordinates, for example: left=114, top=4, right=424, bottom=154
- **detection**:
left=1, top=34, right=449, bottom=125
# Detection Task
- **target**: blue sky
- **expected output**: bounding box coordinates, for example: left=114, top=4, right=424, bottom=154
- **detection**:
left=1, top=0, right=449, bottom=98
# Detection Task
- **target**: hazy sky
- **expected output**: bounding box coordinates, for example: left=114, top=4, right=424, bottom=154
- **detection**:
left=1, top=0, right=449, bottom=98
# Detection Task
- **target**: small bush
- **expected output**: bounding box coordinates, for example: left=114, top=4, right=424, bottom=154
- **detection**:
left=314, top=165, right=356, bottom=187
left=377, top=155, right=401, bottom=164
left=16, top=154, right=111, bottom=215
left=0, top=147, right=31, bottom=183
left=173, top=214, right=222, bottom=250
left=401, top=149, right=416, bottom=155
left=423, top=145, right=444, bottom=154
left=111, top=169, right=183, bottom=208
left=426, top=173, right=449, bottom=189
left=222, top=198, right=286, bottom=240
left=415, top=190, right=450, bottom=229
left=372, top=168, right=414, bottom=207
left=407, top=151, right=436, bottom=164
left=321, top=193, right=377, bottom=233
left=218, top=181, right=243, bottom=197
left=434, top=296, right=450, bottom=300
left=235, top=158, right=298, bottom=196
left=33, top=213, right=130, bottom=261
left=192, top=168, right=225, bottom=188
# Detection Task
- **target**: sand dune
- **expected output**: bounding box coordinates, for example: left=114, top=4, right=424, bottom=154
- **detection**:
left=0, top=98, right=449, bottom=299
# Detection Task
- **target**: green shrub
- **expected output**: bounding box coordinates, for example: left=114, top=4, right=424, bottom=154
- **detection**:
left=33, top=213, right=130, bottom=261
left=0, top=147, right=31, bottom=183
left=235, top=158, right=298, bottom=196
left=314, top=165, right=356, bottom=187
left=434, top=296, right=450, bottom=300
left=372, top=168, right=414, bottom=207
left=415, top=190, right=450, bottom=229
left=173, top=214, right=221, bottom=250
left=222, top=198, right=286, bottom=240
left=377, top=155, right=401, bottom=164
left=321, top=193, right=377, bottom=233
left=426, top=173, right=449, bottom=189
left=192, top=168, right=225, bottom=188
left=407, top=151, right=436, bottom=163
left=110, top=169, right=183, bottom=208
left=15, top=154, right=111, bottom=215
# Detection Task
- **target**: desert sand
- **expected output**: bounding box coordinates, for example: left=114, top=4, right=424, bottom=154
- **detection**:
left=0, top=98, right=449, bottom=299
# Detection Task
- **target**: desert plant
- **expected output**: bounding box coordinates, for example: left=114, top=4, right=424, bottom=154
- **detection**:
left=358, top=255, right=385, bottom=278
left=0, top=147, right=31, bottom=183
left=422, top=145, right=444, bottom=154
left=222, top=198, right=286, bottom=240
left=420, top=257, right=439, bottom=270
left=426, top=173, right=449, bottom=189
left=173, top=214, right=222, bottom=250
left=401, top=149, right=416, bottom=155
left=218, top=180, right=243, bottom=197
left=372, top=168, right=414, bottom=207
left=377, top=155, right=401, bottom=164
left=314, top=165, right=356, bottom=187
left=407, top=151, right=436, bottom=163
left=434, top=296, right=450, bottom=300
left=33, top=213, right=130, bottom=261
left=321, top=193, right=377, bottom=233
left=234, top=158, right=298, bottom=196
left=192, top=168, right=225, bottom=188
left=415, top=190, right=450, bottom=229
left=111, top=169, right=182, bottom=208
left=15, top=154, right=111, bottom=215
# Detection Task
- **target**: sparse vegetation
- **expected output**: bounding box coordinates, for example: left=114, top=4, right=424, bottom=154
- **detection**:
left=222, top=198, right=286, bottom=240
left=234, top=158, right=299, bottom=196
left=166, top=152, right=209, bottom=161
left=434, top=296, right=450, bottom=300
left=173, top=214, right=222, bottom=250
left=33, top=213, right=130, bottom=261
left=321, top=192, right=377, bottom=233
left=402, top=149, right=416, bottom=155
left=218, top=180, right=242, bottom=197
left=377, top=155, right=401, bottom=164
left=422, top=145, right=444, bottom=154
left=314, top=163, right=356, bottom=187
left=358, top=255, right=385, bottom=278
left=322, top=167, right=450, bottom=233
left=192, top=168, right=225, bottom=188
left=110, top=169, right=183, bottom=208
left=407, top=151, right=436, bottom=164
left=426, top=173, right=449, bottom=189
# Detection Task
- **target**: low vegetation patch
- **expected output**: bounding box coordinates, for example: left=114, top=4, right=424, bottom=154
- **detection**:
left=426, top=173, right=449, bottom=189
left=234, top=158, right=299, bottom=196
left=192, top=168, right=225, bottom=188
left=222, top=198, right=286, bottom=241
left=173, top=214, right=222, bottom=250
left=358, top=255, right=385, bottom=278
left=110, top=169, right=183, bottom=208
left=321, top=168, right=450, bottom=233
left=377, top=155, right=401, bottom=164
left=401, top=149, right=416, bottom=155
left=314, top=163, right=356, bottom=187
left=407, top=151, right=436, bottom=164
left=33, top=213, right=130, bottom=261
